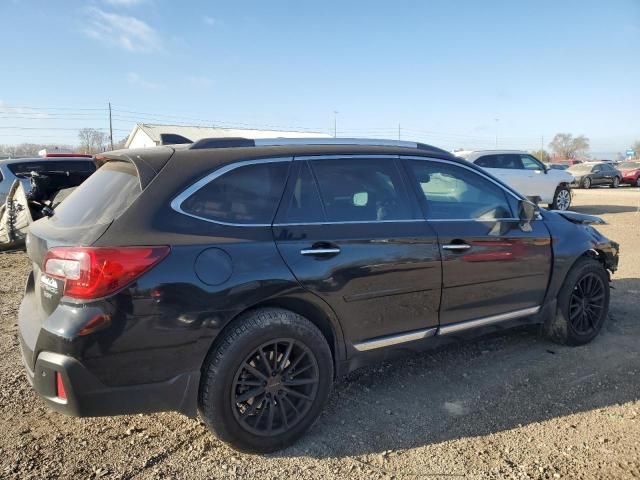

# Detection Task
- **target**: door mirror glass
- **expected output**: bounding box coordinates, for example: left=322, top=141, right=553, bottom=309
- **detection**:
left=518, top=200, right=537, bottom=231
left=352, top=192, right=368, bottom=206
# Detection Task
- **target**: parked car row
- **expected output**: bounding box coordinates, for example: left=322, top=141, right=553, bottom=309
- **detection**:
left=17, top=137, right=619, bottom=453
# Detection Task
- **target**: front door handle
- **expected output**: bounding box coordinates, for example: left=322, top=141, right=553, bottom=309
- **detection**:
left=300, top=247, right=341, bottom=256
left=442, top=243, right=471, bottom=252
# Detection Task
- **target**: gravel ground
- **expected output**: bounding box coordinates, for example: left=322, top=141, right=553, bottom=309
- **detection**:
left=1, top=188, right=639, bottom=479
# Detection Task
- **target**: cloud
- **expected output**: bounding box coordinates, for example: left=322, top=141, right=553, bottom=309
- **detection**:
left=0, top=100, right=49, bottom=118
left=126, top=73, right=162, bottom=90
left=103, top=0, right=148, bottom=6
left=203, top=16, right=217, bottom=26
left=186, top=76, right=212, bottom=88
left=84, top=7, right=160, bottom=53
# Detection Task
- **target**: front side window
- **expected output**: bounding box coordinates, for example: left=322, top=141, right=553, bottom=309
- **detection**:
left=521, top=155, right=544, bottom=171
left=408, top=160, right=513, bottom=220
left=180, top=161, right=290, bottom=224
left=310, top=158, right=414, bottom=222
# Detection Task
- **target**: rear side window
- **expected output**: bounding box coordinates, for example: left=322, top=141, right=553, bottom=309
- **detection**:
left=310, top=158, right=415, bottom=222
left=180, top=161, right=290, bottom=225
left=276, top=161, right=325, bottom=223
left=475, top=154, right=523, bottom=170
left=51, top=161, right=141, bottom=227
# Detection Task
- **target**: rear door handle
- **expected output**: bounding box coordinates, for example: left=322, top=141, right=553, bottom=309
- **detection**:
left=300, top=247, right=341, bottom=256
left=442, top=243, right=471, bottom=252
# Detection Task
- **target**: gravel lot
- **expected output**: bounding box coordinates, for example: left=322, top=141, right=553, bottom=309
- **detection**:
left=1, top=188, right=639, bottom=479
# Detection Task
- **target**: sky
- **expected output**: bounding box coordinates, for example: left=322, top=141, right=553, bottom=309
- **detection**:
left=0, top=0, right=638, bottom=156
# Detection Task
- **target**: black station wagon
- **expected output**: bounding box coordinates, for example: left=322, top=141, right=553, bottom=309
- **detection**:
left=18, top=138, right=619, bottom=452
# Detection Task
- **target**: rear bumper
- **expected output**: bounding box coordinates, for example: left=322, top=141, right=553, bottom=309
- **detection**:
left=20, top=347, right=200, bottom=417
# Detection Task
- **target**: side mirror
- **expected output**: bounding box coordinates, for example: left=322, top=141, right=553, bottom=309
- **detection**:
left=518, top=200, right=537, bottom=232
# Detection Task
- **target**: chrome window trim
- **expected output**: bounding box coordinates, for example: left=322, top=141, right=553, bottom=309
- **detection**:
left=295, top=154, right=400, bottom=161
left=273, top=219, right=425, bottom=227
left=438, top=306, right=540, bottom=335
left=170, top=157, right=293, bottom=227
left=353, top=327, right=437, bottom=352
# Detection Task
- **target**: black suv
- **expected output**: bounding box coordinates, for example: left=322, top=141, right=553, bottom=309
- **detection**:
left=18, top=138, right=619, bottom=452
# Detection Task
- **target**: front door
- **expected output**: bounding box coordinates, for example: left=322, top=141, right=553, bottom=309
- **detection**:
left=272, top=157, right=442, bottom=348
left=403, top=157, right=552, bottom=327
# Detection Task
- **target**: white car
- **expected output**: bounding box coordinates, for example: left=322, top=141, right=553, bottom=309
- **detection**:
left=455, top=150, right=574, bottom=210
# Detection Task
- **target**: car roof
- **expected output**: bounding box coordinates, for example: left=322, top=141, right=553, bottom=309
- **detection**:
left=454, top=149, right=528, bottom=161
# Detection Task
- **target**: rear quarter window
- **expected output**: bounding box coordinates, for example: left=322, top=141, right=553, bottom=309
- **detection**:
left=179, top=160, right=291, bottom=225
left=50, top=161, right=141, bottom=227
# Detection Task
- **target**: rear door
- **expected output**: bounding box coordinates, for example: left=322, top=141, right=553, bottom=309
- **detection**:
left=272, top=156, right=442, bottom=350
left=403, top=157, right=552, bottom=328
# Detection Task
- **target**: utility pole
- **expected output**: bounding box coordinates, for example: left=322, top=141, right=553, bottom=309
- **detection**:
left=494, top=118, right=499, bottom=148
left=541, top=135, right=544, bottom=151
left=108, top=102, right=114, bottom=150
left=398, top=123, right=401, bottom=141
left=333, top=111, right=338, bottom=138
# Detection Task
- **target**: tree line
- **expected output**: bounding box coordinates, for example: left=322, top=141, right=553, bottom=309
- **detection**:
left=0, top=128, right=127, bottom=157
left=532, top=133, right=640, bottom=163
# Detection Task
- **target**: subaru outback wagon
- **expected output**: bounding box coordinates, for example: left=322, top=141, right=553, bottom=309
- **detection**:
left=18, top=138, right=619, bottom=452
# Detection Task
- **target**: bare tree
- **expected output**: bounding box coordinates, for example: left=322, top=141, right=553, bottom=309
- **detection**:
left=0, top=143, right=73, bottom=157
left=548, top=133, right=590, bottom=160
left=632, top=140, right=640, bottom=159
left=78, top=128, right=107, bottom=154
left=530, top=149, right=550, bottom=163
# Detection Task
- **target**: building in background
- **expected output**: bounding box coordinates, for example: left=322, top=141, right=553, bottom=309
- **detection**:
left=125, top=123, right=330, bottom=149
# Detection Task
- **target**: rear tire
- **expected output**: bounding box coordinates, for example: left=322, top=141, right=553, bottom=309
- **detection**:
left=544, top=258, right=609, bottom=346
left=610, top=176, right=620, bottom=188
left=550, top=186, right=571, bottom=210
left=199, top=308, right=333, bottom=453
left=636, top=177, right=640, bottom=188
left=581, top=177, right=591, bottom=189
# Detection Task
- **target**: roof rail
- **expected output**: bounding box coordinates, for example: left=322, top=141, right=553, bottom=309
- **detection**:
left=189, top=137, right=439, bottom=151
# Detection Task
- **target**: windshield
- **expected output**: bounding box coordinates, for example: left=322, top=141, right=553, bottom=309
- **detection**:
left=567, top=164, right=594, bottom=173
left=620, top=162, right=640, bottom=169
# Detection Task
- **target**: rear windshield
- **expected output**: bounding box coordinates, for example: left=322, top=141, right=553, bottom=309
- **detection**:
left=50, top=161, right=141, bottom=227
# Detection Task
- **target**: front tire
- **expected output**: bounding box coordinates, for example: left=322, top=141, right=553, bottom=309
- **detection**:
left=581, top=177, right=591, bottom=189
left=610, top=176, right=620, bottom=188
left=636, top=177, right=640, bottom=188
left=544, top=258, right=610, bottom=346
left=550, top=186, right=571, bottom=210
left=199, top=308, right=333, bottom=453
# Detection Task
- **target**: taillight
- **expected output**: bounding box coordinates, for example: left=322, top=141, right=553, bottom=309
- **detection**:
left=55, top=372, right=67, bottom=400
left=44, top=246, right=170, bottom=300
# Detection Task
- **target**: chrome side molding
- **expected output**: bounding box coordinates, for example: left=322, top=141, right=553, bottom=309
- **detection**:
left=353, top=328, right=437, bottom=352
left=438, top=306, right=540, bottom=335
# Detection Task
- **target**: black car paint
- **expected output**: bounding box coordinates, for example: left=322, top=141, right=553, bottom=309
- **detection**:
left=19, top=144, right=619, bottom=418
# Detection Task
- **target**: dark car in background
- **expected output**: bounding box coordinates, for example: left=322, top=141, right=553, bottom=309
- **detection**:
left=18, top=138, right=619, bottom=453
left=618, top=161, right=640, bottom=187
left=568, top=162, right=622, bottom=189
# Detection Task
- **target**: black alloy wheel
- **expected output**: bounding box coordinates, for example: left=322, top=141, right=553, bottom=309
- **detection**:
left=568, top=272, right=606, bottom=335
left=582, top=177, right=591, bottom=189
left=610, top=176, right=620, bottom=188
left=231, top=339, right=319, bottom=436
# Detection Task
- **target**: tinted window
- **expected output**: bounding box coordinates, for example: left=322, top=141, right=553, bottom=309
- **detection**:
left=49, top=161, right=96, bottom=173
left=310, top=158, right=414, bottom=222
left=7, top=160, right=95, bottom=177
left=475, top=154, right=523, bottom=169
left=409, top=160, right=513, bottom=220
left=276, top=161, right=324, bottom=223
left=181, top=161, right=290, bottom=225
left=51, top=161, right=141, bottom=227
left=521, top=155, right=544, bottom=170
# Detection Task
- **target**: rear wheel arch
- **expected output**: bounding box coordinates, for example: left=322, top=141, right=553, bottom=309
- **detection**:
left=201, top=295, right=345, bottom=379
